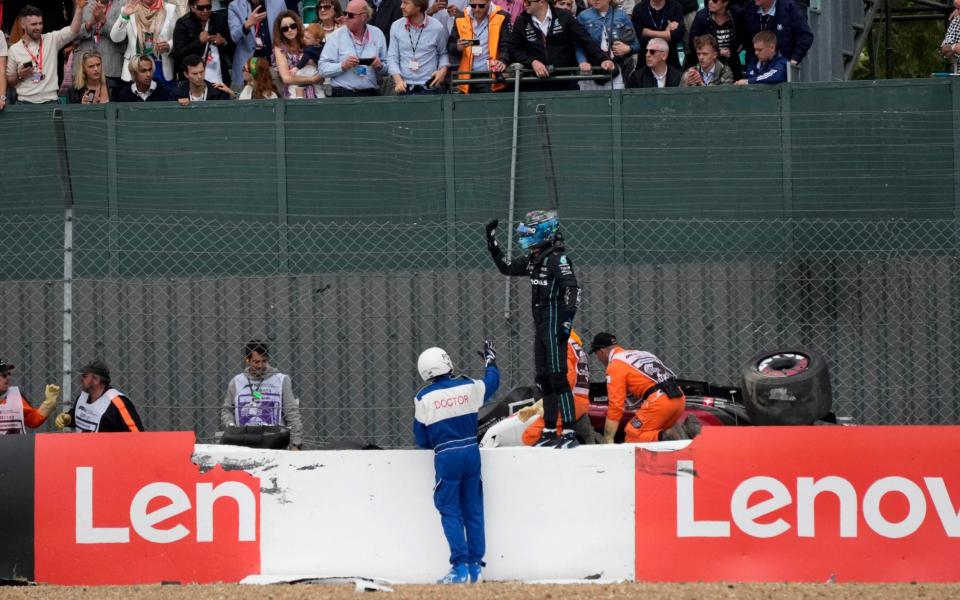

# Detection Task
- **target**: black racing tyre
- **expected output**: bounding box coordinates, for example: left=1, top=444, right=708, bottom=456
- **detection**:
left=740, top=348, right=832, bottom=426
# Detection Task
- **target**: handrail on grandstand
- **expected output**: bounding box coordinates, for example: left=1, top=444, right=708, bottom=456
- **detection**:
left=447, top=65, right=617, bottom=88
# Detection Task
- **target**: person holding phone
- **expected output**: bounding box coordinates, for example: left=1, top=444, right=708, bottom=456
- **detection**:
left=448, top=0, right=510, bottom=93
left=172, top=0, right=232, bottom=85
left=73, top=0, right=126, bottom=99
left=227, top=0, right=284, bottom=89
left=387, top=0, right=448, bottom=95
left=319, top=0, right=387, bottom=97
left=111, top=0, right=178, bottom=86
left=68, top=49, right=111, bottom=102
left=5, top=2, right=87, bottom=104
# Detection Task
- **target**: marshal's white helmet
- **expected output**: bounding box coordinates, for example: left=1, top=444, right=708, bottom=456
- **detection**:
left=418, top=347, right=454, bottom=381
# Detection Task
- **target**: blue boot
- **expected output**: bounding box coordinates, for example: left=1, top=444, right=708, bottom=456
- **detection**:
left=438, top=563, right=469, bottom=584
left=468, top=562, right=483, bottom=583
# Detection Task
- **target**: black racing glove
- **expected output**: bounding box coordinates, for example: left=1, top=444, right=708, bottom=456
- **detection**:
left=485, top=219, right=499, bottom=251
left=477, top=340, right=496, bottom=367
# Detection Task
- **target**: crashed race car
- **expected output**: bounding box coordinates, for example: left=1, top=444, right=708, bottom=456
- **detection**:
left=478, top=348, right=845, bottom=447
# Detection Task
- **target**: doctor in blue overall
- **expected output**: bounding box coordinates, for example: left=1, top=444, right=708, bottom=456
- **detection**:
left=413, top=342, right=499, bottom=584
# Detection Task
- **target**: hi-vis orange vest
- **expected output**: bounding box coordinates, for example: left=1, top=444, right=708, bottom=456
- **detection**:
left=454, top=5, right=507, bottom=93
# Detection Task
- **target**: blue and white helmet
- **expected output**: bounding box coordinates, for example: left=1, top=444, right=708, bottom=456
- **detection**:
left=517, top=210, right=560, bottom=250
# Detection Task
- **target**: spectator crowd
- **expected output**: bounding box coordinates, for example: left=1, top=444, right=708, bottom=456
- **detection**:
left=0, top=0, right=815, bottom=107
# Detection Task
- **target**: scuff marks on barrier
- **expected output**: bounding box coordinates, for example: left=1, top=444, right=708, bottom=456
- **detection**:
left=295, top=463, right=326, bottom=471
left=192, top=453, right=279, bottom=474
left=261, top=476, right=291, bottom=504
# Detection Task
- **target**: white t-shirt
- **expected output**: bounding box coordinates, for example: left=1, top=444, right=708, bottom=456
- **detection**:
left=5, top=27, right=77, bottom=103
left=532, top=7, right=553, bottom=37
left=201, top=21, right=223, bottom=84
left=0, top=33, right=8, bottom=58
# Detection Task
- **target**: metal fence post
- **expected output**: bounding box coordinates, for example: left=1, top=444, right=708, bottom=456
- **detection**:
left=106, top=105, right=119, bottom=276
left=780, top=85, right=793, bottom=215
left=504, top=64, right=523, bottom=319
left=276, top=103, right=289, bottom=274
left=53, top=109, right=74, bottom=409
left=443, top=94, right=457, bottom=268
left=611, top=90, right=624, bottom=263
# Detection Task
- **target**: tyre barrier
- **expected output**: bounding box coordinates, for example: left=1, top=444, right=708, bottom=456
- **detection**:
left=740, top=348, right=833, bottom=425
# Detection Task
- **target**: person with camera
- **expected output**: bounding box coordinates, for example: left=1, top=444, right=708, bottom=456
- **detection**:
left=508, top=0, right=613, bottom=92
left=5, top=2, right=86, bottom=104
left=0, top=357, right=61, bottom=434
left=413, top=342, right=500, bottom=584
left=73, top=0, right=126, bottom=99
left=448, top=0, right=510, bottom=94
left=319, top=0, right=387, bottom=97
left=54, top=360, right=144, bottom=433
left=221, top=340, right=304, bottom=450
left=111, top=0, right=178, bottom=88
left=67, top=49, right=111, bottom=101
left=387, top=0, right=448, bottom=95
left=172, top=0, right=232, bottom=85
left=576, top=0, right=638, bottom=89
left=227, top=0, right=283, bottom=89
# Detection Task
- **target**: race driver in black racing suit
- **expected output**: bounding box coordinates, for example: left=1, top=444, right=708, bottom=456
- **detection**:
left=485, top=210, right=581, bottom=448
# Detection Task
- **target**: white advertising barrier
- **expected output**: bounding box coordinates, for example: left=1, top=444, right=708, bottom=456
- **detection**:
left=192, top=444, right=639, bottom=583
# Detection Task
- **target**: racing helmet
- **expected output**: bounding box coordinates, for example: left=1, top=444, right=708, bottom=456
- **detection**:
left=417, top=347, right=454, bottom=381
left=517, top=210, right=560, bottom=250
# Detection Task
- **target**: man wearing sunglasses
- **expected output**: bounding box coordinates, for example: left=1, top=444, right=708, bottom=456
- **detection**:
left=484, top=210, right=582, bottom=449
left=509, top=0, right=613, bottom=92
left=173, top=0, right=232, bottom=84
left=320, top=0, right=388, bottom=96
left=0, top=358, right=61, bottom=434
left=626, top=36, right=680, bottom=87
left=448, top=0, right=510, bottom=93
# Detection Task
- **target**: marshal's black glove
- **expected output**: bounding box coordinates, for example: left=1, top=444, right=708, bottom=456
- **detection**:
left=477, top=340, right=496, bottom=366
left=485, top=219, right=499, bottom=251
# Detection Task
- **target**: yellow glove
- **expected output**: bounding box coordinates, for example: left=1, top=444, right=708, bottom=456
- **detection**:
left=603, top=418, right=619, bottom=444
left=517, top=399, right=543, bottom=422
left=40, top=384, right=61, bottom=412
left=54, top=412, right=73, bottom=430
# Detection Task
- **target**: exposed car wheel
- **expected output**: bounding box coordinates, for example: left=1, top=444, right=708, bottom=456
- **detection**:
left=740, top=349, right=832, bottom=425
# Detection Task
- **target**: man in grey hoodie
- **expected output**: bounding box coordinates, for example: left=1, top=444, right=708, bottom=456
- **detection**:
left=221, top=339, right=304, bottom=449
